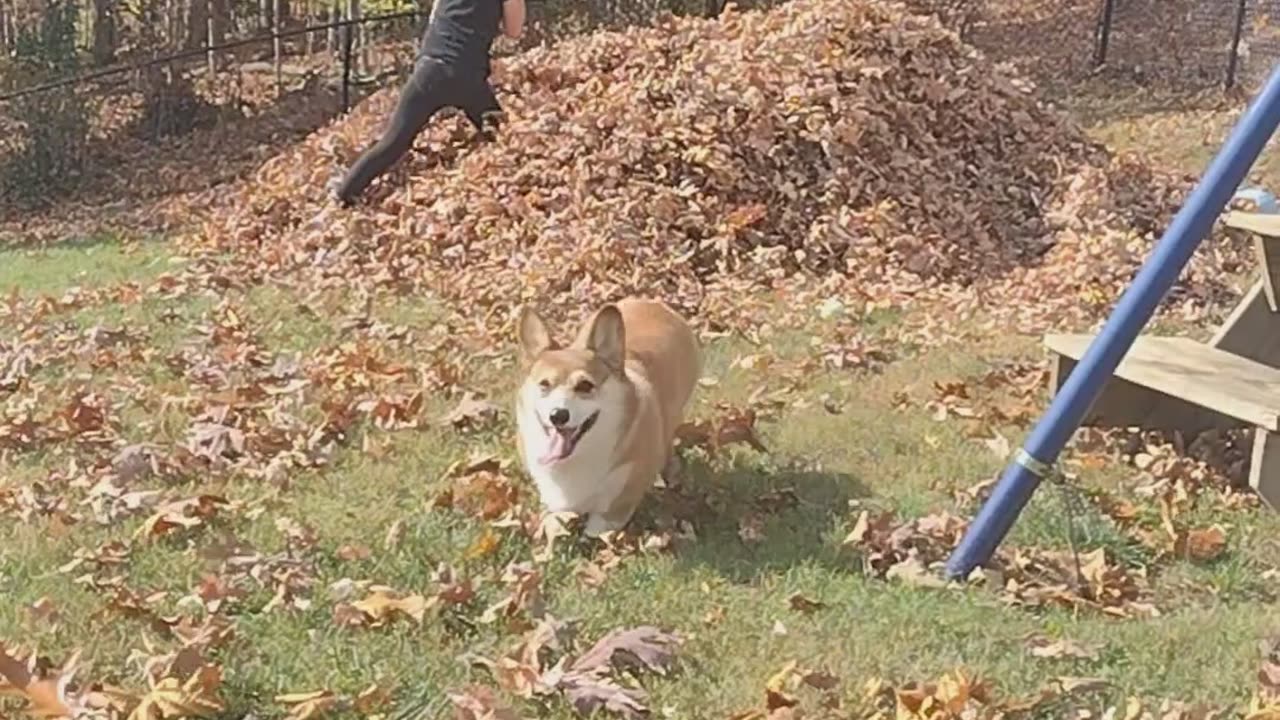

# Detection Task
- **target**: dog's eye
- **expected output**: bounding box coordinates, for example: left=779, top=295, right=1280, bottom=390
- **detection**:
left=538, top=379, right=552, bottom=393
left=574, top=379, right=595, bottom=394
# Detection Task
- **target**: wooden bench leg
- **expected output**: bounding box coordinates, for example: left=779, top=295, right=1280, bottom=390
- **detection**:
left=1210, top=279, right=1280, bottom=369
left=1250, top=427, right=1280, bottom=509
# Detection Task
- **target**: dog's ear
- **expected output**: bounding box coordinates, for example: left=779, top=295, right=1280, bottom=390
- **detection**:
left=517, top=306, right=555, bottom=361
left=576, top=305, right=625, bottom=371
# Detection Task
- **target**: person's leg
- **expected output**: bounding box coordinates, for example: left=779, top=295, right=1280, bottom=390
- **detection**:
left=332, top=59, right=451, bottom=205
left=461, top=80, right=504, bottom=142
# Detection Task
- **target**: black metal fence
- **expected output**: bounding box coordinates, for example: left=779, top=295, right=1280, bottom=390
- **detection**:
left=0, top=9, right=422, bottom=109
left=1091, top=0, right=1264, bottom=89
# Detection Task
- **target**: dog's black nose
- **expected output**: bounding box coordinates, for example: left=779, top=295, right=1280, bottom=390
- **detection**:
left=549, top=408, right=570, bottom=427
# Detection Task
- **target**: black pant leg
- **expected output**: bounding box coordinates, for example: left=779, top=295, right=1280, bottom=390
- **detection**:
left=334, top=59, right=451, bottom=204
left=461, top=80, right=503, bottom=135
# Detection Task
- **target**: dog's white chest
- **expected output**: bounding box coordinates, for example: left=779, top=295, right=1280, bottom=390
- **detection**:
left=522, top=442, right=632, bottom=514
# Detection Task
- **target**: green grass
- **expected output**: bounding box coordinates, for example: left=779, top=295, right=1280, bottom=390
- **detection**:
left=5, top=78, right=1280, bottom=717
left=0, top=234, right=176, bottom=297
left=1, top=244, right=1276, bottom=720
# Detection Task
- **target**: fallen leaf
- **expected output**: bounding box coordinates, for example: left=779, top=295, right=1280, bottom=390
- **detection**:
left=1261, top=634, right=1280, bottom=698
left=336, top=587, right=427, bottom=628
left=0, top=645, right=75, bottom=718
left=132, top=664, right=225, bottom=719
left=568, top=626, right=681, bottom=677
left=1024, top=634, right=1102, bottom=660
left=336, top=544, right=372, bottom=562
left=1179, top=526, right=1229, bottom=562
left=438, top=393, right=502, bottom=432
left=448, top=685, right=520, bottom=720
left=786, top=593, right=827, bottom=614
left=276, top=689, right=344, bottom=719
left=558, top=673, right=649, bottom=720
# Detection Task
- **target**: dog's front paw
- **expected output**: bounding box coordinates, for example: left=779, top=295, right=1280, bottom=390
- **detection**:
left=584, top=513, right=627, bottom=538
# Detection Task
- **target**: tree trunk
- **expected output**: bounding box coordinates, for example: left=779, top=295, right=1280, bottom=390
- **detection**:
left=0, top=0, right=9, bottom=54
left=348, top=0, right=363, bottom=74
left=327, top=0, right=337, bottom=51
left=186, top=0, right=207, bottom=48
left=91, top=0, right=116, bottom=63
left=164, top=0, right=175, bottom=47
left=210, top=0, right=227, bottom=44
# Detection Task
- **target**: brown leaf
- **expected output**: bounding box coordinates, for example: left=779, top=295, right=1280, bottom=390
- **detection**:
left=1178, top=526, right=1228, bottom=562
left=336, top=587, right=427, bottom=628
left=136, top=495, right=231, bottom=540
left=384, top=519, right=406, bottom=550
left=1053, top=676, right=1109, bottom=695
left=1024, top=634, right=1102, bottom=660
left=465, top=528, right=504, bottom=561
left=558, top=673, right=649, bottom=720
left=336, top=544, right=372, bottom=562
left=675, top=406, right=768, bottom=456
left=885, top=556, right=947, bottom=589
left=786, top=593, right=827, bottom=614
left=448, top=685, right=521, bottom=720
left=275, top=689, right=344, bottom=719
left=569, top=626, right=681, bottom=677
left=132, top=664, right=225, bottom=718
left=1261, top=634, right=1280, bottom=698
left=438, top=393, right=502, bottom=432
left=764, top=661, right=799, bottom=712
left=0, top=645, right=75, bottom=718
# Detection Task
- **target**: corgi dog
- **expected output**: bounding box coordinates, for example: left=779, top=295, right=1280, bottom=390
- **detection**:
left=514, top=298, right=701, bottom=536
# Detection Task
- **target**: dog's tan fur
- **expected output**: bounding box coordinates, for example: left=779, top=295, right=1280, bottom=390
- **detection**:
left=514, top=298, right=700, bottom=535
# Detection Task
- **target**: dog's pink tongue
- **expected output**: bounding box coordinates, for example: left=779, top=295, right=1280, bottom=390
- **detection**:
left=539, top=430, right=571, bottom=465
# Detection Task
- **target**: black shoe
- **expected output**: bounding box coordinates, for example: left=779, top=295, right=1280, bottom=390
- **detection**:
left=326, top=175, right=354, bottom=208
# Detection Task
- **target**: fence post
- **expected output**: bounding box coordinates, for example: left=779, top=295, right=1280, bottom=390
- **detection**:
left=1227, top=0, right=1249, bottom=90
left=1093, top=0, right=1116, bottom=66
left=206, top=0, right=216, bottom=74
left=341, top=16, right=353, bottom=112
left=273, top=0, right=283, bottom=96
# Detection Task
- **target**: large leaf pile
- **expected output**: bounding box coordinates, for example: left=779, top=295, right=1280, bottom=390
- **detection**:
left=174, top=0, right=1251, bottom=340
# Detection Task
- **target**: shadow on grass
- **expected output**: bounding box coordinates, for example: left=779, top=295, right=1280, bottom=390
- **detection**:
left=638, top=456, right=872, bottom=583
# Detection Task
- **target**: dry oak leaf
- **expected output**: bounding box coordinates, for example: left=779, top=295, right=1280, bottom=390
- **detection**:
left=135, top=495, right=232, bottom=540
left=786, top=593, right=827, bottom=614
left=888, top=669, right=994, bottom=718
left=885, top=556, right=948, bottom=589
left=335, top=586, right=427, bottom=628
left=569, top=626, right=682, bottom=677
left=1261, top=634, right=1280, bottom=699
left=764, top=660, right=801, bottom=712
left=1024, top=633, right=1102, bottom=661
left=448, top=685, right=521, bottom=720
left=438, top=393, right=502, bottom=432
left=0, top=644, right=77, bottom=718
left=675, top=405, right=768, bottom=456
left=538, top=625, right=683, bottom=719
left=130, top=664, right=225, bottom=719
left=480, top=562, right=544, bottom=626
left=275, top=689, right=344, bottom=720
left=467, top=616, right=567, bottom=698
left=1177, top=526, right=1229, bottom=563
left=558, top=674, right=649, bottom=720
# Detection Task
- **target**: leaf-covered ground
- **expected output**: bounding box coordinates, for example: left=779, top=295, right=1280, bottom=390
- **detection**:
left=3, top=0, right=1280, bottom=718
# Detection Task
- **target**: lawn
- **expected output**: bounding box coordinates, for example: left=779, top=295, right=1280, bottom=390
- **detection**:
left=1, top=197, right=1278, bottom=720
left=4, top=6, right=1280, bottom=714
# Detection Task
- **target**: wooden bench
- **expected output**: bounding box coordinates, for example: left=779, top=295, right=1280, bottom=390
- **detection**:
left=1045, top=210, right=1280, bottom=509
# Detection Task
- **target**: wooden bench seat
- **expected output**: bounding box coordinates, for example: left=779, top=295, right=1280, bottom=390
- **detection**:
left=1041, top=208, right=1280, bottom=510
left=1047, top=333, right=1280, bottom=508
left=1046, top=334, right=1280, bottom=432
